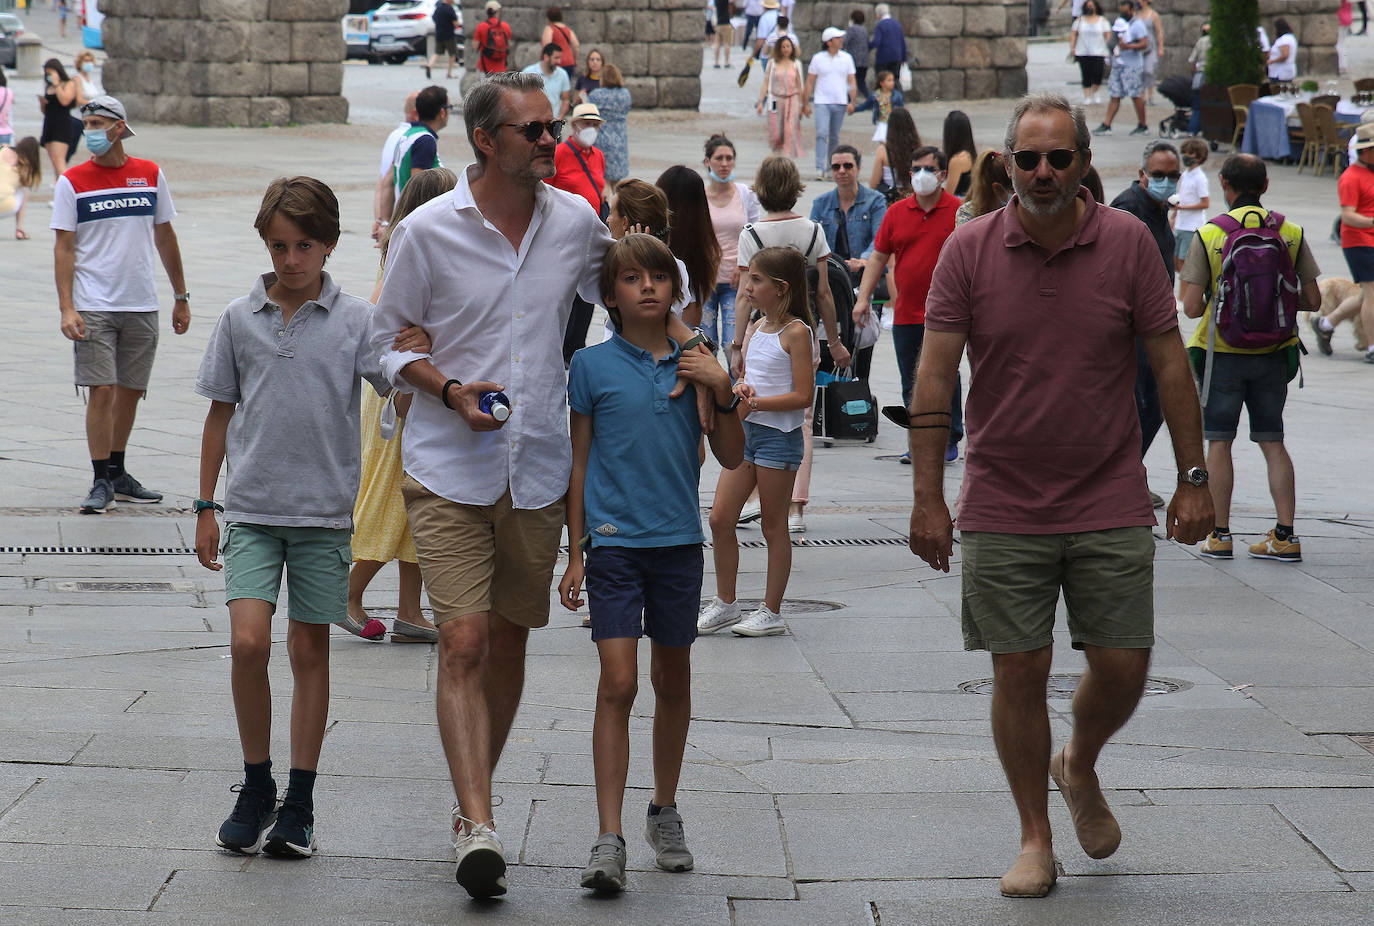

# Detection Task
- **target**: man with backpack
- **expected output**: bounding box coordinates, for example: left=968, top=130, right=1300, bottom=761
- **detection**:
left=1179, top=153, right=1320, bottom=562
left=472, top=1, right=512, bottom=77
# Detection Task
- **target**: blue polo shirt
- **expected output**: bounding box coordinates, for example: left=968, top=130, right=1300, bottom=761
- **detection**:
left=567, top=334, right=704, bottom=549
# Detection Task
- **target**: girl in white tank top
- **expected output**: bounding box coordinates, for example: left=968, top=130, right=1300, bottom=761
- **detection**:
left=697, top=247, right=816, bottom=638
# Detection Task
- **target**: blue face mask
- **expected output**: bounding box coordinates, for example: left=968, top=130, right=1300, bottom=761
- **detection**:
left=708, top=168, right=733, bottom=183
left=1147, top=176, right=1177, bottom=202
left=85, top=127, right=114, bottom=156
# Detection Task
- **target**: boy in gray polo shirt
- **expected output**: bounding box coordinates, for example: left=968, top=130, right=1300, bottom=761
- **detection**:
left=193, top=177, right=420, bottom=858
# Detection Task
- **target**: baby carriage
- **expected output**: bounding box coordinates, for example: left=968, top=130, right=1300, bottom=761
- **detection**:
left=1157, top=75, right=1193, bottom=138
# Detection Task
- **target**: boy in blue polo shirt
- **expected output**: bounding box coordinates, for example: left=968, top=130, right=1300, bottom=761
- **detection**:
left=558, top=234, right=744, bottom=893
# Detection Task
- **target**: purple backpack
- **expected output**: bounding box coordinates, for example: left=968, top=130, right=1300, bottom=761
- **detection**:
left=1209, top=211, right=1301, bottom=350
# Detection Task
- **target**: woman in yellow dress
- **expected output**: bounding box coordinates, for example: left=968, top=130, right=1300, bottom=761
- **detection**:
left=340, top=167, right=460, bottom=643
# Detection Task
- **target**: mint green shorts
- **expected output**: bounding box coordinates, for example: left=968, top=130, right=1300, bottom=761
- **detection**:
left=959, top=527, right=1155, bottom=654
left=222, top=522, right=352, bottom=624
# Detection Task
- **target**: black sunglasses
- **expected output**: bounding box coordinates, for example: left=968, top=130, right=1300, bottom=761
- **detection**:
left=830, top=161, right=857, bottom=171
left=506, top=120, right=565, bottom=142
left=1011, top=148, right=1077, bottom=171
left=1148, top=170, right=1182, bottom=181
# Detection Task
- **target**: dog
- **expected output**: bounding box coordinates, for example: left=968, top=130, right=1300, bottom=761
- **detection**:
left=1315, top=277, right=1368, bottom=351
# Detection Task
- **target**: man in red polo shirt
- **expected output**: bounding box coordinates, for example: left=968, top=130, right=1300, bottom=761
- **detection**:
left=546, top=103, right=610, bottom=360
left=853, top=145, right=962, bottom=463
left=907, top=93, right=1213, bottom=899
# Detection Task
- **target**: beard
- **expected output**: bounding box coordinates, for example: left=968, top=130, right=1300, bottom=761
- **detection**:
left=1012, top=169, right=1082, bottom=217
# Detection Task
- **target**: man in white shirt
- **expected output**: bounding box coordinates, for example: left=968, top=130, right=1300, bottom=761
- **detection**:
left=371, top=71, right=708, bottom=901
left=805, top=27, right=857, bottom=179
left=372, top=90, right=418, bottom=243
left=521, top=43, right=570, bottom=118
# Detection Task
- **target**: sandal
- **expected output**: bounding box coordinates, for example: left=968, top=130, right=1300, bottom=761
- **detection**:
left=15, top=229, right=29, bottom=240
left=338, top=613, right=387, bottom=641
left=391, top=618, right=438, bottom=643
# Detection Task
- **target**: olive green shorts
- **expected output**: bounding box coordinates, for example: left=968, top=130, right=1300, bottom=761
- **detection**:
left=959, top=526, right=1155, bottom=654
left=222, top=522, right=352, bottom=624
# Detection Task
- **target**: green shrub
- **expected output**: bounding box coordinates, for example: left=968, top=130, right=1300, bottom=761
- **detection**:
left=1205, top=0, right=1263, bottom=87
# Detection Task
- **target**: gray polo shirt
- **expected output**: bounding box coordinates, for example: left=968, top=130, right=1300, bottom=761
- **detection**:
left=196, top=272, right=389, bottom=529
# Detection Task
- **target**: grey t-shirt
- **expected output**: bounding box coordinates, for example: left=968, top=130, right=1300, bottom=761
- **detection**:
left=196, top=272, right=389, bottom=529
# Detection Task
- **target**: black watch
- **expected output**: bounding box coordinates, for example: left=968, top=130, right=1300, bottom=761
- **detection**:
left=714, top=394, right=741, bottom=414
left=1179, top=466, right=1209, bottom=487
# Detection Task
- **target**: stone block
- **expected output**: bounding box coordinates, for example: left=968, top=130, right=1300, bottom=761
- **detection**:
left=269, top=0, right=346, bottom=20
left=964, top=68, right=997, bottom=99
left=950, top=37, right=992, bottom=70
left=290, top=94, right=350, bottom=124
left=249, top=96, right=293, bottom=126
left=99, top=59, right=134, bottom=93
left=963, top=5, right=1006, bottom=37
left=938, top=68, right=964, bottom=100
left=1005, top=5, right=1029, bottom=35
left=625, top=75, right=658, bottom=107
left=913, top=5, right=961, bottom=38
left=202, top=0, right=270, bottom=20
left=910, top=68, right=940, bottom=104
left=648, top=0, right=691, bottom=8
left=149, top=20, right=188, bottom=61
left=1305, top=47, right=1338, bottom=75
left=575, top=12, right=606, bottom=45
left=1300, top=14, right=1340, bottom=46
left=159, top=61, right=195, bottom=92
left=249, top=21, right=293, bottom=64
left=997, top=67, right=1028, bottom=99
left=100, top=19, right=127, bottom=56
left=634, top=10, right=670, bottom=43
left=153, top=93, right=205, bottom=125
left=131, top=56, right=164, bottom=92
left=194, top=61, right=267, bottom=96
left=186, top=21, right=250, bottom=62
left=582, top=0, right=625, bottom=10
left=649, top=42, right=700, bottom=76
left=605, top=10, right=635, bottom=43
left=669, top=10, right=702, bottom=42
left=268, top=62, right=310, bottom=96
left=990, top=36, right=1027, bottom=69
left=610, top=42, right=648, bottom=75
left=112, top=17, right=153, bottom=57
left=504, top=9, right=541, bottom=40
left=291, top=21, right=346, bottom=63
left=309, top=62, right=344, bottom=96
left=116, top=92, right=158, bottom=121
left=203, top=95, right=251, bottom=127
left=656, top=75, right=700, bottom=109
left=913, top=37, right=950, bottom=71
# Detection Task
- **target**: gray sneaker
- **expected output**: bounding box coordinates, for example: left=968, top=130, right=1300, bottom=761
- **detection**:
left=80, top=479, right=116, bottom=514
left=645, top=806, right=694, bottom=872
left=111, top=471, right=163, bottom=503
left=580, top=833, right=628, bottom=892
left=1309, top=316, right=1334, bottom=356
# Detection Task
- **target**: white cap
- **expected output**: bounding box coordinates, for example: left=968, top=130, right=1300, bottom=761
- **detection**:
left=822, top=27, right=845, bottom=43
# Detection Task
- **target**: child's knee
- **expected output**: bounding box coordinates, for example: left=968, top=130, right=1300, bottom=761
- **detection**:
left=598, top=668, right=638, bottom=711
left=230, top=628, right=271, bottom=667
left=708, top=507, right=737, bottom=536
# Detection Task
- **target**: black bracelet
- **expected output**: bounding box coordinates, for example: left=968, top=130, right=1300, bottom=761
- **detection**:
left=909, top=411, right=951, bottom=420
left=910, top=423, right=950, bottom=430
left=441, top=378, right=462, bottom=409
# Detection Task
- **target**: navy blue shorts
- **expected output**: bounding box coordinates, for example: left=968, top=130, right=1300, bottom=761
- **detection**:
left=1199, top=350, right=1287, bottom=442
left=584, top=544, right=704, bottom=647
left=743, top=421, right=804, bottom=470
left=1344, top=246, right=1374, bottom=283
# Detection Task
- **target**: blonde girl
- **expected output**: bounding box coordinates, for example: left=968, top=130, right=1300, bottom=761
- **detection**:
left=698, top=246, right=815, bottom=638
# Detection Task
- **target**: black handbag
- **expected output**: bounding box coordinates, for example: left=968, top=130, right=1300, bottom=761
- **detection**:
left=813, top=370, right=878, bottom=442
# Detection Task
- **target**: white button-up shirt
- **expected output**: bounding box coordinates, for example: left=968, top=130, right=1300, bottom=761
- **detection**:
left=371, top=165, right=612, bottom=509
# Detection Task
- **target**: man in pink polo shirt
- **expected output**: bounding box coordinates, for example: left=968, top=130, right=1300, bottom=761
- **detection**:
left=906, top=93, right=1214, bottom=899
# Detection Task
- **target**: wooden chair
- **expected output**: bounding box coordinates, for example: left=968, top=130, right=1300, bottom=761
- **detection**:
left=1312, top=104, right=1345, bottom=176
left=1293, top=102, right=1321, bottom=173
left=1231, top=104, right=1248, bottom=152
left=1229, top=84, right=1260, bottom=108
left=1354, top=77, right=1374, bottom=92
left=1312, top=94, right=1340, bottom=110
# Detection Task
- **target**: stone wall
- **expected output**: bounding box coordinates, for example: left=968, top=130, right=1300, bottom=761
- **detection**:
left=466, top=0, right=702, bottom=108
left=788, top=0, right=1028, bottom=102
left=1150, top=0, right=1341, bottom=84
left=97, top=0, right=349, bottom=127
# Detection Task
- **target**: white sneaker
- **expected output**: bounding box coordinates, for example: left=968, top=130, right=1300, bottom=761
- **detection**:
left=451, top=810, right=507, bottom=898
left=788, top=512, right=806, bottom=533
left=731, top=605, right=786, bottom=637
left=696, top=597, right=742, bottom=634
left=737, top=500, right=762, bottom=525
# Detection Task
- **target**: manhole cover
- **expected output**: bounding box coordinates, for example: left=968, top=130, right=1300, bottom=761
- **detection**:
left=52, top=581, right=191, bottom=592
left=959, top=674, right=1189, bottom=698
left=699, top=598, right=842, bottom=613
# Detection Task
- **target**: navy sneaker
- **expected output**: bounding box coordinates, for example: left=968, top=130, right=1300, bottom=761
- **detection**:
left=215, top=782, right=278, bottom=855
left=111, top=471, right=163, bottom=504
left=79, top=478, right=116, bottom=514
left=945, top=442, right=959, bottom=464
left=263, top=799, right=317, bottom=858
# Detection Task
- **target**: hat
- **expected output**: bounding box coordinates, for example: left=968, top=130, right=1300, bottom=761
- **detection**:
left=79, top=95, right=135, bottom=139
left=484, top=0, right=500, bottom=11
left=570, top=102, right=603, bottom=123
left=1355, top=122, right=1374, bottom=151
left=762, top=0, right=780, bottom=8
left=821, top=27, right=845, bottom=43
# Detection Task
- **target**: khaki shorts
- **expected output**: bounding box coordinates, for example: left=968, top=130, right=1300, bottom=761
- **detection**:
left=716, top=22, right=734, bottom=43
left=959, top=526, right=1155, bottom=654
left=74, top=310, right=159, bottom=390
left=402, top=475, right=565, bottom=628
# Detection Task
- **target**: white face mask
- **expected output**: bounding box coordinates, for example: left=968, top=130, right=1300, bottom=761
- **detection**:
left=576, top=127, right=598, bottom=148
left=911, top=168, right=940, bottom=196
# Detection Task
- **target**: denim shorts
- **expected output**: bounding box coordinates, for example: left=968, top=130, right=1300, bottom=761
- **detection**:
left=1344, top=246, right=1374, bottom=283
left=585, top=544, right=704, bottom=647
left=222, top=522, right=352, bottom=624
left=743, top=421, right=804, bottom=471
left=1199, top=350, right=1288, bottom=442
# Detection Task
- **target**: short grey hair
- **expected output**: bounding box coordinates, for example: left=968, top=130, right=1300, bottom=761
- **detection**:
left=463, top=71, right=546, bottom=166
left=1141, top=139, right=1180, bottom=167
left=1003, top=92, right=1091, bottom=155
left=875, top=3, right=890, bottom=17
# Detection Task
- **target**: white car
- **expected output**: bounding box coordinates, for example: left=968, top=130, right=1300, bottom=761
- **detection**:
left=370, top=1, right=443, bottom=64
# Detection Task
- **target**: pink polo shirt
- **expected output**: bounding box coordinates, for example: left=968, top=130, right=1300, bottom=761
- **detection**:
left=924, top=189, right=1178, bottom=534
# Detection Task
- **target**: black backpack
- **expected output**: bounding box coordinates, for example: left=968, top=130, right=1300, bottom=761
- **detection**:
left=746, top=223, right=855, bottom=352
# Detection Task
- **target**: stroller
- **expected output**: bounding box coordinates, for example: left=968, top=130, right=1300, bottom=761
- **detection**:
left=1157, top=74, right=1194, bottom=138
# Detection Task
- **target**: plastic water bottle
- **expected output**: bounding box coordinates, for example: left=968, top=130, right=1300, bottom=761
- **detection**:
left=479, top=390, right=511, bottom=422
